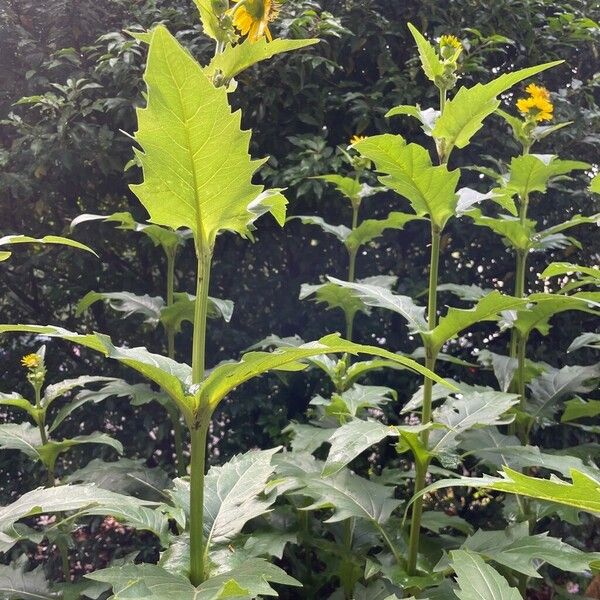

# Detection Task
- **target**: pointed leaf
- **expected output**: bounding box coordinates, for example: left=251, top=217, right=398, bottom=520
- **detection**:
left=407, top=23, right=444, bottom=83
left=0, top=561, right=54, bottom=600
left=0, top=234, right=96, bottom=259
left=131, top=25, right=286, bottom=248
left=290, top=215, right=351, bottom=243
left=42, top=375, right=116, bottom=407
left=77, top=291, right=164, bottom=323
left=0, top=423, right=42, bottom=460
left=345, top=212, right=422, bottom=252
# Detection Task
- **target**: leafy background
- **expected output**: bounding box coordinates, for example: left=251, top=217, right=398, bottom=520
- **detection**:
left=0, top=0, right=599, bottom=512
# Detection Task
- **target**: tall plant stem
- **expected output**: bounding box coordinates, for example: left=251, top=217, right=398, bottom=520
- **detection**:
left=407, top=225, right=441, bottom=575
left=345, top=202, right=360, bottom=341
left=165, top=249, right=186, bottom=476
left=189, top=250, right=213, bottom=587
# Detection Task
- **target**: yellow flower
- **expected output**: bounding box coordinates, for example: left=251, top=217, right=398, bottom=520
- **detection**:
left=349, top=134, right=367, bottom=145
left=231, top=0, right=280, bottom=43
left=525, top=83, right=550, bottom=101
left=21, top=353, right=40, bottom=369
left=439, top=34, right=462, bottom=51
left=516, top=85, right=554, bottom=122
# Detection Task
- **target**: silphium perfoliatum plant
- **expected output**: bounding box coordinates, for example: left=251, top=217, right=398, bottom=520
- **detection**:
left=262, top=25, right=600, bottom=599
left=0, top=23, right=447, bottom=599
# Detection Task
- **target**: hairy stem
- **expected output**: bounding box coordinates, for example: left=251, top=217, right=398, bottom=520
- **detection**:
left=407, top=225, right=441, bottom=575
left=189, top=250, right=213, bottom=586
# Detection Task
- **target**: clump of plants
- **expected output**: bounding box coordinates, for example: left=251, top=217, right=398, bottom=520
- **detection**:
left=0, top=4, right=599, bottom=600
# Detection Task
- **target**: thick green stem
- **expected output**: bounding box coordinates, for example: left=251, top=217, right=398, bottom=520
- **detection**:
left=189, top=419, right=209, bottom=586
left=188, top=250, right=213, bottom=586
left=345, top=202, right=360, bottom=341
left=407, top=225, right=441, bottom=575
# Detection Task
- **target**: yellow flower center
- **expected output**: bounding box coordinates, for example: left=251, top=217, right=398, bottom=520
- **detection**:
left=350, top=134, right=367, bottom=145
left=440, top=34, right=462, bottom=51
left=231, top=0, right=280, bottom=42
left=21, top=353, right=40, bottom=369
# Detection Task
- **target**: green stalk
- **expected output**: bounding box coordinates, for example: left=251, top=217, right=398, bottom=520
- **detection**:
left=165, top=247, right=186, bottom=476
left=407, top=225, right=441, bottom=575
left=189, top=250, right=213, bottom=587
left=345, top=201, right=360, bottom=341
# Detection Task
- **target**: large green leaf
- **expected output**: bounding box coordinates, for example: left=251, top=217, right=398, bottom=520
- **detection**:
left=0, top=234, right=96, bottom=262
left=591, top=174, right=600, bottom=194
left=297, top=468, right=401, bottom=525
left=314, top=175, right=381, bottom=205
left=0, top=393, right=37, bottom=420
left=0, top=560, right=54, bottom=600
left=454, top=523, right=600, bottom=578
left=313, top=383, right=396, bottom=419
left=354, top=135, right=460, bottom=229
left=430, top=392, right=519, bottom=454
left=323, top=419, right=426, bottom=477
left=345, top=212, right=422, bottom=252
left=416, top=468, right=600, bottom=515
left=77, top=291, right=164, bottom=323
left=87, top=559, right=300, bottom=599
left=450, top=550, right=522, bottom=600
left=203, top=448, right=279, bottom=550
left=432, top=61, right=562, bottom=150
left=205, top=37, right=319, bottom=82
left=131, top=25, right=286, bottom=250
left=427, top=291, right=527, bottom=352
left=42, top=375, right=116, bottom=408
left=494, top=154, right=589, bottom=201
left=541, top=261, right=600, bottom=284
left=467, top=209, right=535, bottom=251
left=160, top=292, right=235, bottom=330
left=199, top=333, right=453, bottom=410
left=562, top=398, right=600, bottom=422
left=0, top=423, right=43, bottom=460
left=527, top=363, right=600, bottom=422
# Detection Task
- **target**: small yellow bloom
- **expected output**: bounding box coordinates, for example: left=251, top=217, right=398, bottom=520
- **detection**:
left=231, top=0, right=280, bottom=42
left=516, top=87, right=554, bottom=122
left=439, top=34, right=462, bottom=51
left=350, top=134, right=367, bottom=145
left=21, top=353, right=40, bottom=369
left=525, top=83, right=550, bottom=101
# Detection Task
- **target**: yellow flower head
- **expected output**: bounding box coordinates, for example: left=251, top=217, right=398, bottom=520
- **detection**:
left=516, top=84, right=554, bottom=122
left=350, top=134, right=367, bottom=145
left=440, top=34, right=462, bottom=51
left=21, top=353, right=40, bottom=369
left=231, top=0, right=280, bottom=42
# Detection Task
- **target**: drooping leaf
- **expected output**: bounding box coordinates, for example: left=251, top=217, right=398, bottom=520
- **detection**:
left=541, top=261, right=600, bottom=284
left=0, top=234, right=96, bottom=262
left=205, top=37, right=319, bottom=82
left=429, top=392, right=519, bottom=454
left=327, top=276, right=427, bottom=333
left=437, top=283, right=491, bottom=302
left=198, top=333, right=453, bottom=410
left=131, top=25, right=286, bottom=250
left=354, top=135, right=460, bottom=229
left=38, top=433, right=124, bottom=465
left=527, top=363, right=600, bottom=422
left=312, top=383, right=396, bottom=419
left=289, top=215, right=351, bottom=243
left=432, top=61, right=562, bottom=151
left=0, top=423, right=43, bottom=460
left=467, top=209, right=535, bottom=251
left=42, top=375, right=116, bottom=408
left=0, top=393, right=37, bottom=420
left=160, top=292, right=234, bottom=331
left=77, top=291, right=164, bottom=323
left=450, top=550, right=522, bottom=600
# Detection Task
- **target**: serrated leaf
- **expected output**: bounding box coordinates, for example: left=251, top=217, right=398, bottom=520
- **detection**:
left=541, top=261, right=600, bottom=283
left=0, top=234, right=96, bottom=260
left=527, top=363, right=600, bottom=422
left=193, top=0, right=228, bottom=43
left=326, top=276, right=427, bottom=333
left=160, top=293, right=234, bottom=332
left=437, top=283, right=491, bottom=302
left=432, top=61, right=562, bottom=150
left=354, top=135, right=460, bottom=229
left=131, top=26, right=286, bottom=249
left=298, top=468, right=401, bottom=524
left=407, top=23, right=444, bottom=83
left=430, top=392, right=519, bottom=453
left=450, top=550, right=522, bottom=600
left=77, top=291, right=164, bottom=323
left=0, top=560, right=55, bottom=600
left=0, top=423, right=43, bottom=460
left=467, top=209, right=534, bottom=250
left=283, top=423, right=332, bottom=454
left=427, top=291, right=527, bottom=352
left=205, top=37, right=319, bottom=81
left=42, top=375, right=116, bottom=408
left=313, top=383, right=396, bottom=418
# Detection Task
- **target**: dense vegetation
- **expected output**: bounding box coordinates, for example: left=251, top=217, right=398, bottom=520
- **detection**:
left=0, top=0, right=599, bottom=598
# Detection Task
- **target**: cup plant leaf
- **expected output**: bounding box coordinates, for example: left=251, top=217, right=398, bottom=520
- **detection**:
left=205, top=37, right=320, bottom=83
left=353, top=135, right=460, bottom=230
left=0, top=560, right=55, bottom=600
left=450, top=550, right=522, bottom=600
left=130, top=25, right=287, bottom=251
left=0, top=235, right=97, bottom=262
